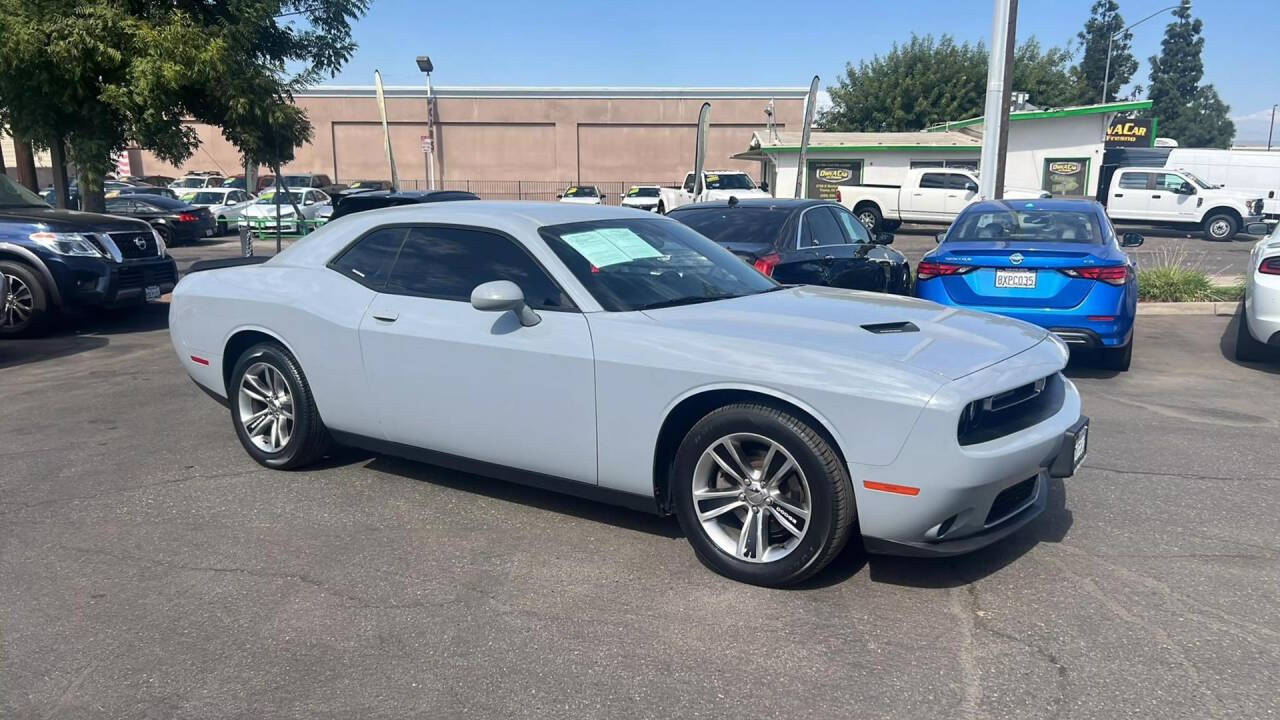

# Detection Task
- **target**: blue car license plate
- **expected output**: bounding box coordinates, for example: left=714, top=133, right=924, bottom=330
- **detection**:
left=995, top=269, right=1036, bottom=288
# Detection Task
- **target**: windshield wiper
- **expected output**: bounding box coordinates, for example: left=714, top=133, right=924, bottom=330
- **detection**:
left=634, top=294, right=741, bottom=311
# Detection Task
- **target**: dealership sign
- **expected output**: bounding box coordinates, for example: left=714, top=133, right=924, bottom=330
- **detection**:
left=806, top=160, right=862, bottom=200
left=1105, top=118, right=1154, bottom=147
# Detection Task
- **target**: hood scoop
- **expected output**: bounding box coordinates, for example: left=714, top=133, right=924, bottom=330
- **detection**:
left=861, top=321, right=919, bottom=335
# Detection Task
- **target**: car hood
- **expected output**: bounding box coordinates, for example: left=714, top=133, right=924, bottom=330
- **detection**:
left=0, top=206, right=149, bottom=232
left=243, top=204, right=298, bottom=216
left=640, top=285, right=1051, bottom=380
left=1204, top=188, right=1264, bottom=203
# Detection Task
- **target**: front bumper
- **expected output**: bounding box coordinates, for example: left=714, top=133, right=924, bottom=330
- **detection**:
left=46, top=254, right=178, bottom=309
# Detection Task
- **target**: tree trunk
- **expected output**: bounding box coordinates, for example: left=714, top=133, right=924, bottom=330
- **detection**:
left=0, top=135, right=7, bottom=175
left=13, top=134, right=38, bottom=192
left=49, top=138, right=70, bottom=209
left=78, top=167, right=106, bottom=214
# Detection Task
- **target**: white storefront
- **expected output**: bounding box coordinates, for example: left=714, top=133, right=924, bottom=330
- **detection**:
left=740, top=100, right=1152, bottom=201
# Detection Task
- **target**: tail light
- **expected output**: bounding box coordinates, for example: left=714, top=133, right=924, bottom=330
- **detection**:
left=1059, top=265, right=1128, bottom=286
left=177, top=212, right=198, bottom=223
left=753, top=252, right=781, bottom=277
left=836, top=189, right=843, bottom=203
left=916, top=261, right=976, bottom=280
left=1260, top=257, right=1280, bottom=276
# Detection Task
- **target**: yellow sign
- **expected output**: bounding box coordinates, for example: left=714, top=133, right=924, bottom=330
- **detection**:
left=1049, top=161, right=1082, bottom=175
left=816, top=167, right=853, bottom=183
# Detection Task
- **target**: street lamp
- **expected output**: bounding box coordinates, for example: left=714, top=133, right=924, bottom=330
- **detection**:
left=416, top=55, right=436, bottom=190
left=1102, top=3, right=1184, bottom=104
left=1268, top=104, right=1277, bottom=152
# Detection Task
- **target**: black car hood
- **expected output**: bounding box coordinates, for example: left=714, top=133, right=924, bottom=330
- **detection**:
left=0, top=206, right=149, bottom=233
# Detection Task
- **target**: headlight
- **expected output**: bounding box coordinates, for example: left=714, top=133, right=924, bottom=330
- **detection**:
left=152, top=228, right=167, bottom=256
left=29, top=232, right=103, bottom=257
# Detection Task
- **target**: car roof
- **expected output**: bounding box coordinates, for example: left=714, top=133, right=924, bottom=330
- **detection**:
left=668, top=198, right=831, bottom=213
left=131, top=195, right=190, bottom=208
left=965, top=198, right=1103, bottom=214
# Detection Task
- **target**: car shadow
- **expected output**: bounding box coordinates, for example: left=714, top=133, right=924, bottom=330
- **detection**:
left=0, top=332, right=109, bottom=369
left=60, top=302, right=172, bottom=335
left=1220, top=306, right=1280, bottom=375
left=1062, top=351, right=1121, bottom=380
left=361, top=453, right=685, bottom=539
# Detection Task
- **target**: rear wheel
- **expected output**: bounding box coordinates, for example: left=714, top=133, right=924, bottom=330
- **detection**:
left=1098, top=339, right=1133, bottom=371
left=0, top=260, right=52, bottom=338
left=155, top=224, right=175, bottom=247
left=217, top=218, right=228, bottom=235
left=856, top=205, right=882, bottom=232
left=230, top=342, right=331, bottom=469
left=1203, top=212, right=1238, bottom=241
left=1235, top=310, right=1272, bottom=362
left=671, top=402, right=855, bottom=587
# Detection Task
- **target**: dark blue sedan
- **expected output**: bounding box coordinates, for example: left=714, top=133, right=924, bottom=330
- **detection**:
left=915, top=198, right=1143, bottom=371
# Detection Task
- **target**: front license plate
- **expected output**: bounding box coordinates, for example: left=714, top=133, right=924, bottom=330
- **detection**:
left=205, top=227, right=214, bottom=236
left=995, top=269, right=1037, bottom=288
left=1072, top=423, right=1088, bottom=469
left=145, top=285, right=161, bottom=301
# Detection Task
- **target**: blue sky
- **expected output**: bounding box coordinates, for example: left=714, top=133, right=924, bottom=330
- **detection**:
left=328, top=0, right=1279, bottom=142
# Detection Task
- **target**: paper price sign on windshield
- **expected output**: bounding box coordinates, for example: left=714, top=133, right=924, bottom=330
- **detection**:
left=561, top=227, right=663, bottom=268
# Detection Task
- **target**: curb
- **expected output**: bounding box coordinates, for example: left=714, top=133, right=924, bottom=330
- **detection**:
left=1136, top=301, right=1239, bottom=316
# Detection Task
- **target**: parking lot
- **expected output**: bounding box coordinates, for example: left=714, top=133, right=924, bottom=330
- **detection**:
left=2, top=239, right=1277, bottom=717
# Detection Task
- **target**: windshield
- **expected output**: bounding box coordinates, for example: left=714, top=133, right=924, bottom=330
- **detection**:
left=280, top=175, right=311, bottom=187
left=627, top=187, right=660, bottom=198
left=540, top=218, right=777, bottom=312
left=0, top=174, right=52, bottom=208
left=563, top=186, right=598, bottom=197
left=705, top=173, right=757, bottom=191
left=174, top=178, right=206, bottom=188
left=350, top=181, right=384, bottom=189
left=949, top=208, right=1104, bottom=244
left=1180, top=171, right=1215, bottom=189
left=256, top=191, right=303, bottom=205
left=222, top=177, right=246, bottom=188
left=669, top=206, right=788, bottom=246
left=187, top=191, right=228, bottom=204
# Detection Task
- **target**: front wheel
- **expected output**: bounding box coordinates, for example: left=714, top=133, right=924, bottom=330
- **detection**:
left=229, top=342, right=331, bottom=469
left=1203, top=213, right=1238, bottom=241
left=0, top=260, right=52, bottom=338
left=217, top=218, right=228, bottom=235
left=671, top=402, right=855, bottom=587
left=656, top=201, right=666, bottom=215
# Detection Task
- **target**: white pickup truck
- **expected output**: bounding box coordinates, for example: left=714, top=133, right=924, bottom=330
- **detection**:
left=656, top=170, right=770, bottom=214
left=836, top=168, right=1050, bottom=231
left=1103, top=167, right=1266, bottom=240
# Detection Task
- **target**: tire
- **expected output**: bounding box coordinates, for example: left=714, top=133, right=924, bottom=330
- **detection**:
left=1202, top=212, right=1238, bottom=241
left=0, top=260, right=53, bottom=338
left=1098, top=338, right=1133, bottom=371
left=229, top=342, right=331, bottom=469
left=155, top=224, right=175, bottom=247
left=670, top=402, right=855, bottom=587
left=1235, top=310, right=1271, bottom=362
left=856, top=205, right=883, bottom=232
left=217, top=218, right=228, bottom=235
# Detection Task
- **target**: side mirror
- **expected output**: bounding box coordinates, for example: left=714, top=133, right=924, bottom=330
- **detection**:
left=555, top=194, right=563, bottom=199
left=1177, top=183, right=1195, bottom=195
left=1120, top=232, right=1144, bottom=247
left=760, top=181, right=770, bottom=192
left=965, top=182, right=979, bottom=193
left=935, top=231, right=947, bottom=244
left=470, top=280, right=541, bottom=327
left=874, top=232, right=894, bottom=245
left=1245, top=222, right=1270, bottom=235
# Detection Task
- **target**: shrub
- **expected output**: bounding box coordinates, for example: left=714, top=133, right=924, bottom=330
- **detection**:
left=1136, top=246, right=1243, bottom=302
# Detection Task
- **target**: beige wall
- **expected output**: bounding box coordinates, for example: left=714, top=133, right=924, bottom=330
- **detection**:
left=138, top=88, right=806, bottom=186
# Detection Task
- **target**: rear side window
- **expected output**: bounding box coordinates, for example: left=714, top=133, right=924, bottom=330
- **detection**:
left=330, top=227, right=408, bottom=290
left=920, top=173, right=949, bottom=189
left=799, top=207, right=848, bottom=248
left=669, top=207, right=788, bottom=247
left=1118, top=172, right=1151, bottom=190
left=385, top=226, right=572, bottom=310
left=830, top=205, right=872, bottom=243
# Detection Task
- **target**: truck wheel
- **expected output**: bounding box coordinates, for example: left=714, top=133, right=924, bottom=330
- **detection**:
left=0, top=260, right=53, bottom=338
left=1203, top=212, right=1238, bottom=241
left=856, top=205, right=882, bottom=232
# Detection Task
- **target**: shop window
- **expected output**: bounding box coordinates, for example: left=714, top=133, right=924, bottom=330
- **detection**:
left=1042, top=158, right=1090, bottom=196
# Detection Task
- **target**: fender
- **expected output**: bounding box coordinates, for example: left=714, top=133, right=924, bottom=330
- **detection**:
left=0, top=242, right=63, bottom=306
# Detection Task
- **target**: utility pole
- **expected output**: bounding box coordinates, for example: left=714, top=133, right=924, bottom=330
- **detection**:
left=977, top=0, right=1017, bottom=199
left=1268, top=104, right=1277, bottom=151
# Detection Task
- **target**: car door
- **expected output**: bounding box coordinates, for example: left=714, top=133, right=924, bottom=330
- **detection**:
left=943, top=173, right=980, bottom=216
left=1150, top=172, right=1198, bottom=222
left=1108, top=171, right=1153, bottom=220
left=357, top=224, right=598, bottom=483
left=822, top=205, right=895, bottom=292
left=793, top=205, right=883, bottom=291
left=903, top=172, right=952, bottom=221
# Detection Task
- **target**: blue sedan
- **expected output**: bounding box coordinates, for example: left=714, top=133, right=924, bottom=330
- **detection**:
left=915, top=198, right=1142, bottom=371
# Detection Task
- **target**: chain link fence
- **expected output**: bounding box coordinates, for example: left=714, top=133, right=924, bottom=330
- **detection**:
left=396, top=179, right=681, bottom=205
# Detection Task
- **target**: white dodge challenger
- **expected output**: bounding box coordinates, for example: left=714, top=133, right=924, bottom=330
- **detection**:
left=170, top=202, right=1088, bottom=586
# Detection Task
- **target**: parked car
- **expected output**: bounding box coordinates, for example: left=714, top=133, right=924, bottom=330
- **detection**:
left=667, top=199, right=911, bottom=295
left=41, top=180, right=154, bottom=209
left=178, top=188, right=257, bottom=234
left=104, top=194, right=217, bottom=245
left=1236, top=221, right=1280, bottom=362
left=837, top=168, right=1051, bottom=232
left=0, top=173, right=177, bottom=337
left=657, top=170, right=770, bottom=214
left=169, top=173, right=226, bottom=192
left=277, top=173, right=346, bottom=196
left=621, top=185, right=662, bottom=212
left=141, top=175, right=175, bottom=187
left=107, top=185, right=178, bottom=200
left=222, top=174, right=276, bottom=193
left=238, top=188, right=331, bottom=233
left=916, top=198, right=1142, bottom=370
left=557, top=185, right=604, bottom=205
left=169, top=201, right=1087, bottom=586
left=327, top=189, right=479, bottom=221
left=1101, top=167, right=1265, bottom=240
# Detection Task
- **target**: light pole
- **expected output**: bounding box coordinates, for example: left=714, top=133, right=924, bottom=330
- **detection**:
left=1268, top=104, right=1277, bottom=151
left=416, top=55, right=436, bottom=190
left=1102, top=4, right=1184, bottom=103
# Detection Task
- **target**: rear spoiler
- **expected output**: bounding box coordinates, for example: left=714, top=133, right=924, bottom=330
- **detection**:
left=186, top=256, right=270, bottom=274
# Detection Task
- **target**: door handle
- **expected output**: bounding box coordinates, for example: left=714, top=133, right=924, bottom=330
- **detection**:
left=1114, top=193, right=1123, bottom=197
left=1151, top=194, right=1162, bottom=199
left=371, top=312, right=399, bottom=322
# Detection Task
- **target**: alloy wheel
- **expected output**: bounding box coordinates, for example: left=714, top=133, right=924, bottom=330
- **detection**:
left=1, top=274, right=33, bottom=329
left=858, top=211, right=877, bottom=230
left=237, top=362, right=294, bottom=453
left=691, top=433, right=812, bottom=563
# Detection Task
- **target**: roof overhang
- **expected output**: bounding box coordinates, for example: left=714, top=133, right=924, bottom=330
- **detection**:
left=926, top=99, right=1154, bottom=132
left=297, top=85, right=812, bottom=100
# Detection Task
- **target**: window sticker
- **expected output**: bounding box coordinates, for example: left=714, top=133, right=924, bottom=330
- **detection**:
left=560, top=228, right=662, bottom=267
left=595, top=228, right=662, bottom=260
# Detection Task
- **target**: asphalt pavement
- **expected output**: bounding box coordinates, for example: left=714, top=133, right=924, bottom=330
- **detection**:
left=2, top=282, right=1277, bottom=718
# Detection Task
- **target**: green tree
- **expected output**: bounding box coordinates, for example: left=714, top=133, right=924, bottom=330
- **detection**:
left=0, top=0, right=368, bottom=213
left=1147, top=0, right=1234, bottom=148
left=1072, top=0, right=1138, bottom=104
left=820, top=34, right=1076, bottom=132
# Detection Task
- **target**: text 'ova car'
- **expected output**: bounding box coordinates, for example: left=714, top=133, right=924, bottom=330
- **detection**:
left=170, top=202, right=1088, bottom=586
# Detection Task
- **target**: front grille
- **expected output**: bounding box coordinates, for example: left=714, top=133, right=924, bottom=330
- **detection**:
left=958, top=374, right=1065, bottom=446
left=109, top=231, right=158, bottom=259
left=117, top=262, right=177, bottom=290
left=986, top=476, right=1038, bottom=526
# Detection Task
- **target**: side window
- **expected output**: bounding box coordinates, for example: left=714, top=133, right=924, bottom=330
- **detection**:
left=1118, top=172, right=1151, bottom=190
left=1154, top=173, right=1187, bottom=191
left=315, top=175, right=330, bottom=187
left=920, top=173, right=948, bottom=189
left=682, top=173, right=695, bottom=193
left=105, top=198, right=130, bottom=213
left=830, top=206, right=872, bottom=243
left=329, top=227, right=407, bottom=290
left=386, top=226, right=573, bottom=311
left=946, top=174, right=977, bottom=191
left=799, top=207, right=849, bottom=248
